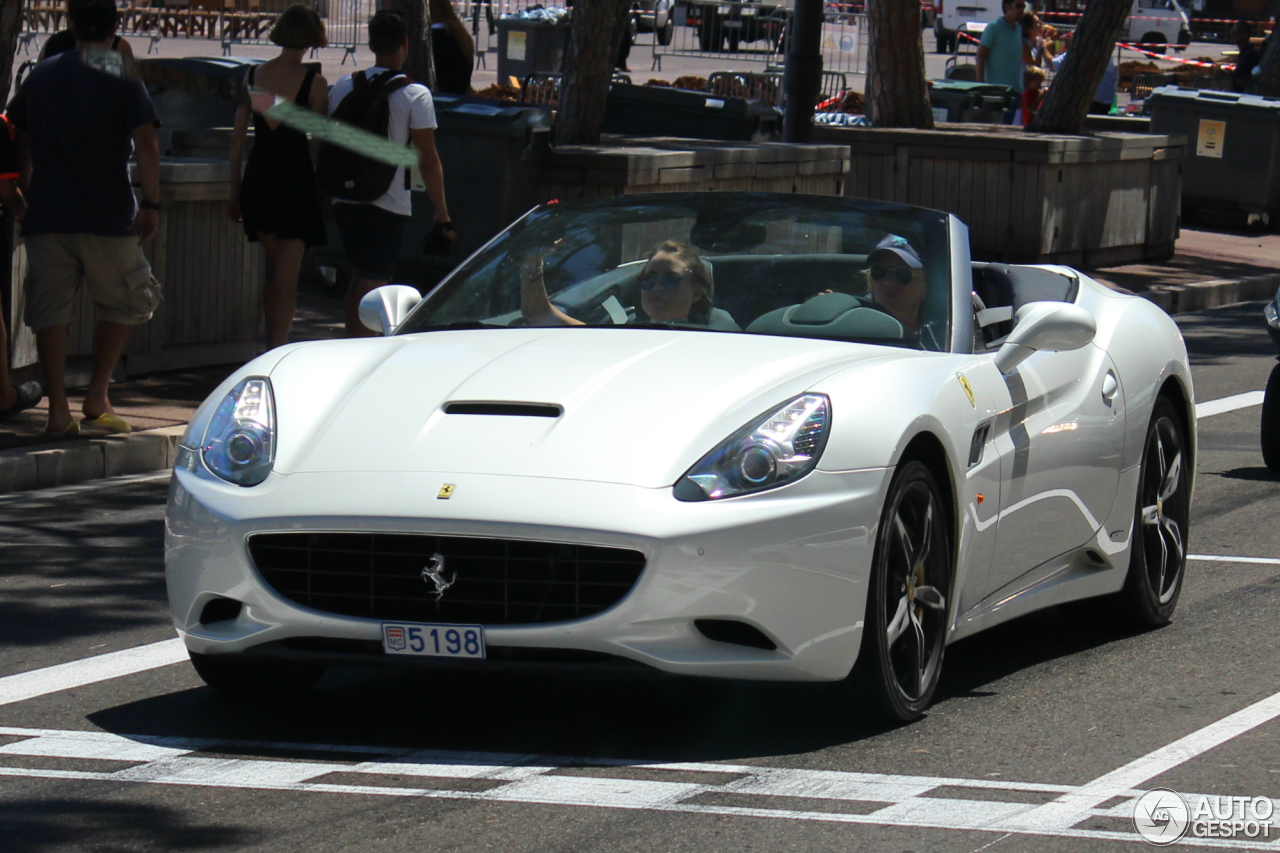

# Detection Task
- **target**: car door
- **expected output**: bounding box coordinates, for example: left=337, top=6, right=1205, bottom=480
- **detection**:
left=981, top=343, right=1127, bottom=593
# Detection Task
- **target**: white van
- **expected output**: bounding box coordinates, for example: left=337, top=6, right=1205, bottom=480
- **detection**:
left=1123, top=0, right=1191, bottom=47
left=934, top=0, right=1003, bottom=54
left=933, top=0, right=1189, bottom=55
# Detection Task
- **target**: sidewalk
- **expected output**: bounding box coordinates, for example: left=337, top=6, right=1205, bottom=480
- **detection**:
left=1089, top=229, right=1280, bottom=312
left=1, top=227, right=1276, bottom=492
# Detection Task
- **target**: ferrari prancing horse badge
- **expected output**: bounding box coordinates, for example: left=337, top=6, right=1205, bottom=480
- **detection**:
left=958, top=374, right=976, bottom=408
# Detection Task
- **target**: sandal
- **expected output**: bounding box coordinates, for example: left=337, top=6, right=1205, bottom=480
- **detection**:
left=44, top=420, right=80, bottom=438
left=0, top=381, right=42, bottom=421
left=80, top=412, right=132, bottom=434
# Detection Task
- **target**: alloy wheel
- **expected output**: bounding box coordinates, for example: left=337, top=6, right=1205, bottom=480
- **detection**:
left=1139, top=414, right=1187, bottom=605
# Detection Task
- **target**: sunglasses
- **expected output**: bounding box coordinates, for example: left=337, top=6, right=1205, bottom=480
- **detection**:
left=639, top=270, right=688, bottom=292
left=869, top=264, right=915, bottom=286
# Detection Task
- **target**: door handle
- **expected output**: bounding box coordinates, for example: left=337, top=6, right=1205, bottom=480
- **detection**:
left=1102, top=371, right=1119, bottom=404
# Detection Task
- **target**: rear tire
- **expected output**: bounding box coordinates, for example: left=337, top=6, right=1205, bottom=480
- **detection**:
left=1119, top=397, right=1189, bottom=627
left=189, top=651, right=327, bottom=697
left=1262, top=363, right=1280, bottom=472
left=658, top=18, right=674, bottom=45
left=851, top=461, right=951, bottom=723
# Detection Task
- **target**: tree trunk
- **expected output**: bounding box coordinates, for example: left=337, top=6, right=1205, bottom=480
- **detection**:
left=555, top=0, right=630, bottom=145
left=1254, top=27, right=1280, bottom=96
left=0, top=0, right=23, bottom=103
left=866, top=0, right=933, bottom=129
left=404, top=0, right=438, bottom=91
left=1030, top=0, right=1129, bottom=133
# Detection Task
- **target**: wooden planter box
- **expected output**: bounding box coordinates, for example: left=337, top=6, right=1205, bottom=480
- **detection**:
left=812, top=124, right=1185, bottom=268
left=6, top=158, right=264, bottom=379
left=535, top=136, right=851, bottom=202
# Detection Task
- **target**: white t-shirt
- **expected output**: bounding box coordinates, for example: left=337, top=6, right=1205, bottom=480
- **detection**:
left=328, top=66, right=437, bottom=217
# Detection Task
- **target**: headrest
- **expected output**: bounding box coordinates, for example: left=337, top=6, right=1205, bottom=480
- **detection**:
left=746, top=292, right=904, bottom=341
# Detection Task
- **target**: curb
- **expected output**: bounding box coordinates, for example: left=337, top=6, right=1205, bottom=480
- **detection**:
left=0, top=426, right=186, bottom=495
left=1138, top=272, right=1280, bottom=315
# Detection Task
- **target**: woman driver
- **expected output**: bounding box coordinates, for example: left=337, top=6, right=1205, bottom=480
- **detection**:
left=866, top=234, right=927, bottom=337
left=521, top=240, right=715, bottom=327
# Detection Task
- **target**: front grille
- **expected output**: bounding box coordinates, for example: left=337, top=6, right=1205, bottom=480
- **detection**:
left=248, top=533, right=646, bottom=625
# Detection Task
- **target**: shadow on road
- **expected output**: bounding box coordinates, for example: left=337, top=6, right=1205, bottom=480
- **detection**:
left=0, top=797, right=256, bottom=853
left=85, top=609, right=1149, bottom=765
left=0, top=481, right=169, bottom=652
left=1176, top=301, right=1275, bottom=366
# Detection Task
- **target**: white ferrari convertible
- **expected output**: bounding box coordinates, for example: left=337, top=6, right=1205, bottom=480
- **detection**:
left=165, top=193, right=1195, bottom=722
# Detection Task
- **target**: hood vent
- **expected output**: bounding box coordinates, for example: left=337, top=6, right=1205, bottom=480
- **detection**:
left=444, top=401, right=563, bottom=418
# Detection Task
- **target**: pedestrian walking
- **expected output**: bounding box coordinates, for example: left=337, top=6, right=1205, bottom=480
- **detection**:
left=1232, top=21, right=1261, bottom=93
left=430, top=0, right=475, bottom=95
left=39, top=12, right=134, bottom=69
left=320, top=10, right=455, bottom=337
left=0, top=112, right=41, bottom=423
left=227, top=4, right=329, bottom=351
left=976, top=0, right=1025, bottom=123
left=1020, top=12, right=1054, bottom=73
left=6, top=0, right=162, bottom=437
left=1050, top=31, right=1117, bottom=115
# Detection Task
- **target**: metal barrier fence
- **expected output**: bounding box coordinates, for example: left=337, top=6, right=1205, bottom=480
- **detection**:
left=18, top=0, right=373, bottom=60
left=652, top=3, right=866, bottom=77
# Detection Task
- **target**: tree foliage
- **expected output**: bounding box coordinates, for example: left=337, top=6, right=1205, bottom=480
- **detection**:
left=1030, top=0, right=1130, bottom=133
left=865, top=0, right=933, bottom=129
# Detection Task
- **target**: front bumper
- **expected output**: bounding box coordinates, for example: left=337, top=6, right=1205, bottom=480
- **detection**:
left=165, top=465, right=889, bottom=682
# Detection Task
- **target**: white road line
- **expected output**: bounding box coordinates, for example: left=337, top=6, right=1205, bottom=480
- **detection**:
left=1189, top=555, right=1280, bottom=566
left=0, top=639, right=187, bottom=706
left=1196, top=391, right=1266, bottom=419
left=0, top=726, right=1275, bottom=850
left=997, top=688, right=1280, bottom=834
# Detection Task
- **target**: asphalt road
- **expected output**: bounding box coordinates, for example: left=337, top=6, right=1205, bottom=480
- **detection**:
left=1, top=301, right=1278, bottom=852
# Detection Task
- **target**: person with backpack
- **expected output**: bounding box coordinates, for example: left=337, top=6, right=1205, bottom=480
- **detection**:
left=322, top=10, right=455, bottom=336
left=227, top=5, right=329, bottom=351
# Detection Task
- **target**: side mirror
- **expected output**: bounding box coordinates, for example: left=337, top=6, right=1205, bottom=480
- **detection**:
left=994, top=301, right=1097, bottom=375
left=359, top=285, right=422, bottom=336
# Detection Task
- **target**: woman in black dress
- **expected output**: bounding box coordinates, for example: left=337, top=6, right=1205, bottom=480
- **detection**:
left=429, top=0, right=475, bottom=95
left=227, top=5, right=328, bottom=350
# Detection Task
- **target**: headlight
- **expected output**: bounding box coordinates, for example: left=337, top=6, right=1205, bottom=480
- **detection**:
left=1265, top=300, right=1279, bottom=330
left=200, top=377, right=276, bottom=487
left=674, top=394, right=830, bottom=501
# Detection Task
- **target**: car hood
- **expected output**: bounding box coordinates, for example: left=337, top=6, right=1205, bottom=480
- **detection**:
left=270, top=328, right=893, bottom=487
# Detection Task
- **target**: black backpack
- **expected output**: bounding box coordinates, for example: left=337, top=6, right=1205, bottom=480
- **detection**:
left=316, top=69, right=411, bottom=202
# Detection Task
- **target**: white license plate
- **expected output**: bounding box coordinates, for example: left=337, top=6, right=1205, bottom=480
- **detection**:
left=382, top=622, right=486, bottom=659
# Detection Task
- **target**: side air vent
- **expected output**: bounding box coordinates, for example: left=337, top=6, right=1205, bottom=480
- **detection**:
left=695, top=619, right=778, bottom=651
left=444, top=401, right=563, bottom=418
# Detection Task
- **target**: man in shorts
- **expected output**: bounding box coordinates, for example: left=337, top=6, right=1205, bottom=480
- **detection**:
left=7, top=0, right=162, bottom=436
left=328, top=10, right=454, bottom=336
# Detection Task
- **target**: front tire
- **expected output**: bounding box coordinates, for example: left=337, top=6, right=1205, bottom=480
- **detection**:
left=189, top=651, right=327, bottom=697
left=1119, top=397, right=1189, bottom=626
left=852, top=460, right=951, bottom=723
left=1262, top=363, right=1280, bottom=471
left=658, top=18, right=674, bottom=45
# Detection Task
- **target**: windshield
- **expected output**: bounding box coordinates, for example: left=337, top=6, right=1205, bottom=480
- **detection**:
left=400, top=193, right=953, bottom=351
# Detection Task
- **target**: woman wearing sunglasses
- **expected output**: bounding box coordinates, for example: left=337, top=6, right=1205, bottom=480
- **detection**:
left=865, top=234, right=929, bottom=339
left=522, top=240, right=735, bottom=329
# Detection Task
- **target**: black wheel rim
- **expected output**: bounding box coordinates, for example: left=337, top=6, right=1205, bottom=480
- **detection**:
left=1140, top=416, right=1187, bottom=604
left=881, top=480, right=948, bottom=702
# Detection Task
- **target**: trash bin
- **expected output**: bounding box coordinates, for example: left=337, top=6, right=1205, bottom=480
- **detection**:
left=311, top=95, right=553, bottom=288
left=603, top=83, right=782, bottom=141
left=927, top=79, right=1016, bottom=123
left=496, top=18, right=571, bottom=88
left=137, top=56, right=317, bottom=153
left=1149, top=86, right=1280, bottom=218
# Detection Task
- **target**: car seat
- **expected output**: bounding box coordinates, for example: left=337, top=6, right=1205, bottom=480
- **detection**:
left=746, top=292, right=904, bottom=342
